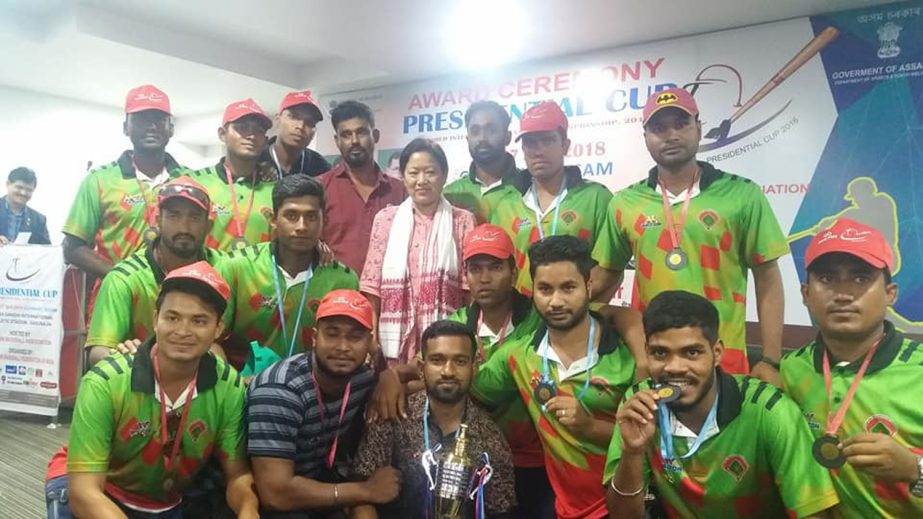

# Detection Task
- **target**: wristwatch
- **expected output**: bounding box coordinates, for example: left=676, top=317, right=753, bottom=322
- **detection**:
left=911, top=456, right=923, bottom=498
left=760, top=356, right=781, bottom=370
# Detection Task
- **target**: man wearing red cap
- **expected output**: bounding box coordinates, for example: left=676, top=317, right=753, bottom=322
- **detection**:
left=247, top=289, right=400, bottom=517
left=781, top=218, right=923, bottom=517
left=83, top=176, right=224, bottom=367
left=488, top=101, right=613, bottom=296
left=63, top=84, right=187, bottom=279
left=318, top=100, right=405, bottom=275
left=592, top=87, right=788, bottom=384
left=190, top=98, right=276, bottom=251
left=46, top=262, right=259, bottom=518
left=266, top=90, right=331, bottom=178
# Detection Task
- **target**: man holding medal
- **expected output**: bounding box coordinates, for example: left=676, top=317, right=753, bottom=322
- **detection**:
left=352, top=320, right=516, bottom=519
left=190, top=98, right=275, bottom=251
left=48, top=262, right=259, bottom=519
left=488, top=101, right=613, bottom=296
left=472, top=235, right=636, bottom=519
left=247, top=289, right=400, bottom=517
left=591, top=87, right=789, bottom=383
left=84, top=176, right=223, bottom=367
left=63, top=84, right=186, bottom=279
left=781, top=218, right=923, bottom=517
left=605, top=290, right=838, bottom=519
left=219, top=174, right=358, bottom=370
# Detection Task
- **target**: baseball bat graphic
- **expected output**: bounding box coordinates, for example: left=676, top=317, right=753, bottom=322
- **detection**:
left=705, top=26, right=840, bottom=141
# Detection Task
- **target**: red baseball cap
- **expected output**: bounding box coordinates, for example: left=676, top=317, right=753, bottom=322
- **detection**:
left=515, top=101, right=568, bottom=141
left=463, top=224, right=514, bottom=262
left=641, top=87, right=699, bottom=127
left=222, top=98, right=272, bottom=129
left=805, top=218, right=894, bottom=272
left=125, top=85, right=171, bottom=115
left=162, top=261, right=231, bottom=304
left=158, top=176, right=210, bottom=213
left=315, top=289, right=374, bottom=331
left=279, top=90, right=324, bottom=121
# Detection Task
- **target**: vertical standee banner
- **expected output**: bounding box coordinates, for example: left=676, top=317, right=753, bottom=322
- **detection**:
left=316, top=2, right=922, bottom=331
left=0, top=245, right=65, bottom=416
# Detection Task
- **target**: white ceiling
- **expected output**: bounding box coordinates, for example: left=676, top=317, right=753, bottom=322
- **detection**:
left=0, top=0, right=898, bottom=147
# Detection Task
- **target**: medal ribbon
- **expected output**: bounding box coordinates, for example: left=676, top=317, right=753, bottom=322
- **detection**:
left=657, top=169, right=700, bottom=252
left=540, top=317, right=596, bottom=401
left=222, top=160, right=257, bottom=239
left=152, top=346, right=198, bottom=476
left=531, top=173, right=568, bottom=240
left=474, top=310, right=512, bottom=363
left=311, top=371, right=352, bottom=468
left=821, top=334, right=884, bottom=436
left=132, top=160, right=165, bottom=230
left=657, top=388, right=718, bottom=469
left=270, top=252, right=314, bottom=357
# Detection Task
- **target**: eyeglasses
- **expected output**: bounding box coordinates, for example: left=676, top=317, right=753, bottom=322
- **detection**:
left=159, top=184, right=210, bottom=208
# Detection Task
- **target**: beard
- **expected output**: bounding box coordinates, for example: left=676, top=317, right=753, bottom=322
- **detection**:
left=314, top=352, right=363, bottom=380
left=542, top=302, right=590, bottom=332
left=161, top=235, right=200, bottom=259
left=426, top=378, right=468, bottom=404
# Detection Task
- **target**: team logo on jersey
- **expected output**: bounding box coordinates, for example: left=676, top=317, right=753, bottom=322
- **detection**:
left=804, top=412, right=821, bottom=430
left=560, top=210, right=577, bottom=225
left=512, top=217, right=532, bottom=234
left=640, top=215, right=662, bottom=229
left=212, top=203, right=232, bottom=217
left=188, top=420, right=207, bottom=441
left=865, top=415, right=897, bottom=436
left=698, top=210, right=719, bottom=230
left=722, top=455, right=749, bottom=482
left=258, top=295, right=276, bottom=309
left=123, top=193, right=145, bottom=207
left=122, top=418, right=151, bottom=440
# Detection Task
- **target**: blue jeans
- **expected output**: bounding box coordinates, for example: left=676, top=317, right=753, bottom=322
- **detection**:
left=45, top=475, right=183, bottom=519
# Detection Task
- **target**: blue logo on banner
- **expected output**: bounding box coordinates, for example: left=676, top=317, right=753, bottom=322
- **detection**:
left=4, top=365, right=16, bottom=374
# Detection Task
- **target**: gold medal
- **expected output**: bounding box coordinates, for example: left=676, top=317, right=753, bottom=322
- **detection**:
left=665, top=248, right=688, bottom=271
left=533, top=380, right=557, bottom=406
left=655, top=383, right=682, bottom=403
left=812, top=435, right=845, bottom=468
left=143, top=227, right=160, bottom=247
left=230, top=237, right=250, bottom=250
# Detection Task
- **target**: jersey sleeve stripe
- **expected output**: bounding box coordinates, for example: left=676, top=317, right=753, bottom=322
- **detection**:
left=220, top=361, right=231, bottom=382
left=233, top=372, right=242, bottom=387
left=102, top=356, right=124, bottom=375
left=764, top=389, right=783, bottom=411
left=111, top=266, right=131, bottom=278
left=89, top=366, right=110, bottom=381
left=750, top=382, right=768, bottom=404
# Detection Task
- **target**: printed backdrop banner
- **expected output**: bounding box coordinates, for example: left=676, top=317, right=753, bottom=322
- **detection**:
left=0, top=245, right=65, bottom=416
left=316, top=3, right=922, bottom=329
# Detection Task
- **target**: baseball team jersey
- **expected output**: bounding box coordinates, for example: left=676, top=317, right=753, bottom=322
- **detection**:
left=63, top=151, right=186, bottom=263
left=781, top=322, right=923, bottom=518
left=188, top=160, right=275, bottom=251
left=472, top=314, right=635, bottom=519
left=85, top=245, right=225, bottom=350
left=221, top=241, right=359, bottom=359
left=449, top=291, right=544, bottom=468
left=604, top=372, right=839, bottom=518
left=67, top=341, right=246, bottom=511
left=444, top=154, right=522, bottom=224
left=592, top=162, right=789, bottom=374
left=489, top=166, right=613, bottom=296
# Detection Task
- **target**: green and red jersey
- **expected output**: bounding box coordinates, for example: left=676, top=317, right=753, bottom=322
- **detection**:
left=221, top=241, right=359, bottom=362
left=592, top=162, right=788, bottom=374
left=472, top=314, right=635, bottom=519
left=449, top=291, right=543, bottom=468
left=86, top=245, right=225, bottom=350
left=188, top=160, right=274, bottom=251
left=781, top=322, right=923, bottom=518
left=488, top=166, right=612, bottom=296
left=444, top=154, right=522, bottom=224
left=63, top=151, right=186, bottom=263
left=604, top=372, right=839, bottom=518
left=66, top=341, right=246, bottom=511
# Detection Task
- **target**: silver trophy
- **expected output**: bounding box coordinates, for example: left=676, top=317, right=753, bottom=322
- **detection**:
left=422, top=424, right=493, bottom=519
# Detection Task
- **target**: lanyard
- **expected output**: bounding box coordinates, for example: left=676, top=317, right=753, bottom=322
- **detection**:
left=530, top=173, right=567, bottom=240
left=312, top=371, right=352, bottom=469
left=821, top=335, right=884, bottom=436
left=658, top=387, right=718, bottom=468
left=657, top=170, right=700, bottom=251
left=540, top=317, right=596, bottom=401
left=132, top=160, right=165, bottom=229
left=152, top=346, right=198, bottom=474
left=270, top=144, right=305, bottom=177
left=222, top=160, right=257, bottom=239
left=270, top=252, right=314, bottom=357
left=422, top=397, right=463, bottom=454
left=475, top=310, right=512, bottom=363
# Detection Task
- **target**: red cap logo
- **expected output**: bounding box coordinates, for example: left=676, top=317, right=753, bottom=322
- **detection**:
left=279, top=90, right=323, bottom=120
left=125, top=85, right=171, bottom=115
left=463, top=224, right=514, bottom=261
left=516, top=101, right=569, bottom=141
left=222, top=98, right=272, bottom=128
left=315, top=289, right=374, bottom=330
left=805, top=218, right=894, bottom=272
left=163, top=261, right=231, bottom=302
left=641, top=87, right=699, bottom=127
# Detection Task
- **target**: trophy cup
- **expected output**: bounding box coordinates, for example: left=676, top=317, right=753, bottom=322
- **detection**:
left=434, top=424, right=473, bottom=518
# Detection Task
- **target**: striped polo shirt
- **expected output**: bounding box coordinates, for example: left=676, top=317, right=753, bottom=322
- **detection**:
left=246, top=353, right=374, bottom=478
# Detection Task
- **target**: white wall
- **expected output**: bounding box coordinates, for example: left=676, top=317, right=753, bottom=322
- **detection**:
left=0, top=86, right=211, bottom=244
